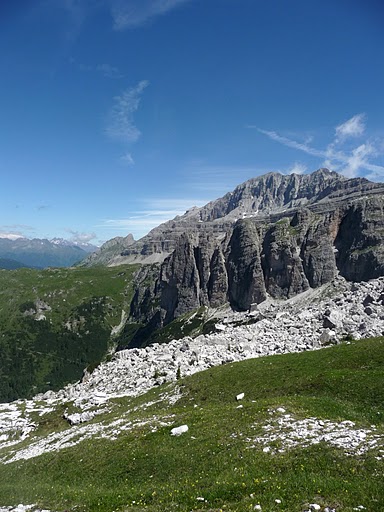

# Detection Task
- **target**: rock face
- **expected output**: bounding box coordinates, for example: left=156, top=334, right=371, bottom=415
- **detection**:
left=82, top=168, right=384, bottom=268
left=226, top=221, right=266, bottom=310
left=82, top=234, right=135, bottom=266
left=127, top=176, right=384, bottom=338
left=334, top=196, right=384, bottom=281
left=84, top=169, right=384, bottom=341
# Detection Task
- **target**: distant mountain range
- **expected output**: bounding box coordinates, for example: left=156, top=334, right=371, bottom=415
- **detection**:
left=0, top=237, right=98, bottom=269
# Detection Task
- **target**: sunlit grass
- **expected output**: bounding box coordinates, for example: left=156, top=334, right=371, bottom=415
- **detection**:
left=1, top=337, right=383, bottom=511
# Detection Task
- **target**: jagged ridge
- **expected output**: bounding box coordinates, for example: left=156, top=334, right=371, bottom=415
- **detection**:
left=82, top=169, right=384, bottom=267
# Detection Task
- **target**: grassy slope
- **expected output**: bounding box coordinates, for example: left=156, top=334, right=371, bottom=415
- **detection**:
left=1, top=337, right=383, bottom=511
left=0, top=265, right=139, bottom=401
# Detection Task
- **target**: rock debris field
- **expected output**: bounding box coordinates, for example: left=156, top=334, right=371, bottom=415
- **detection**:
left=1, top=275, right=384, bottom=511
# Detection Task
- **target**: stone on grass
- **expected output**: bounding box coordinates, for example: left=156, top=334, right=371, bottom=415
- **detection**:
left=170, top=425, right=189, bottom=436
left=236, top=393, right=245, bottom=401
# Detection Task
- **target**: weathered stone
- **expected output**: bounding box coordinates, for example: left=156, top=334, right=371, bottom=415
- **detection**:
left=125, top=170, right=384, bottom=341
left=323, top=309, right=344, bottom=329
left=170, top=425, right=188, bottom=436
left=226, top=220, right=266, bottom=310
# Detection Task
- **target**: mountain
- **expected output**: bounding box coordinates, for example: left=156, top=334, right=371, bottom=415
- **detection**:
left=81, top=234, right=135, bottom=266
left=0, top=257, right=28, bottom=270
left=2, top=168, right=384, bottom=399
left=94, top=168, right=384, bottom=347
left=82, top=168, right=384, bottom=267
left=2, top=169, right=384, bottom=512
left=50, top=237, right=98, bottom=253
left=0, top=237, right=91, bottom=268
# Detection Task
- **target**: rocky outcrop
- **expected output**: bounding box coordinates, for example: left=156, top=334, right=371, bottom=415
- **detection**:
left=82, top=168, right=384, bottom=267
left=2, top=275, right=384, bottom=471
left=127, top=173, right=384, bottom=342
left=226, top=220, right=266, bottom=309
left=80, top=169, right=384, bottom=345
left=82, top=234, right=135, bottom=266
left=334, top=196, right=384, bottom=281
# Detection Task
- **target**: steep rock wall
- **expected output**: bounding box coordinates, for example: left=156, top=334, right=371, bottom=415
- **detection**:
left=129, top=195, right=384, bottom=341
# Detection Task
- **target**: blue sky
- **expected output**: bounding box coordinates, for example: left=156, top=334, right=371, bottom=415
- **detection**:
left=0, top=0, right=383, bottom=244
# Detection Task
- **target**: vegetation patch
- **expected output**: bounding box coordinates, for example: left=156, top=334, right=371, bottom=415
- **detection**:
left=0, top=265, right=139, bottom=401
left=0, top=337, right=383, bottom=511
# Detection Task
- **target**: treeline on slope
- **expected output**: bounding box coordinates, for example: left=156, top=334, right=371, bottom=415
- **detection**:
left=0, top=266, right=138, bottom=402
left=0, top=300, right=111, bottom=402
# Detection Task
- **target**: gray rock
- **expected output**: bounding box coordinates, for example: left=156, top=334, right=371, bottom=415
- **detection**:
left=126, top=170, right=384, bottom=342
left=170, top=425, right=188, bottom=436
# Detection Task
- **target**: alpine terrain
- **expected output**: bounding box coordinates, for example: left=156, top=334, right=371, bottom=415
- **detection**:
left=1, top=169, right=384, bottom=512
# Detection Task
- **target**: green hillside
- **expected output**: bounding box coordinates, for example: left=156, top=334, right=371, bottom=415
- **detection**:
left=1, top=337, right=383, bottom=511
left=0, top=258, right=29, bottom=270
left=0, top=265, right=139, bottom=402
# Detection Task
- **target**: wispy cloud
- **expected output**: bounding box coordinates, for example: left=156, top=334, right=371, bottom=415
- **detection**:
left=257, top=114, right=384, bottom=179
left=287, top=162, right=307, bottom=175
left=51, top=0, right=192, bottom=33
left=258, top=129, right=326, bottom=159
left=335, top=113, right=366, bottom=141
left=49, top=0, right=94, bottom=44
left=183, top=161, right=260, bottom=194
left=119, top=152, right=135, bottom=165
left=0, top=224, right=35, bottom=240
left=111, top=0, right=191, bottom=30
left=106, top=80, right=149, bottom=144
left=0, top=232, right=26, bottom=240
left=1, top=223, right=35, bottom=232
left=96, top=63, right=123, bottom=78
left=73, top=59, right=123, bottom=79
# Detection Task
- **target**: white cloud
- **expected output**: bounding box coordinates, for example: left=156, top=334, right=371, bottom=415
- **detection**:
left=342, top=143, right=376, bottom=178
left=288, top=162, right=307, bottom=175
left=335, top=113, right=366, bottom=140
left=66, top=230, right=97, bottom=244
left=257, top=116, right=384, bottom=178
left=119, top=152, right=135, bottom=165
left=0, top=232, right=26, bottom=241
left=111, top=0, right=191, bottom=30
left=106, top=80, right=149, bottom=143
left=74, top=59, right=123, bottom=79
left=258, top=129, right=327, bottom=158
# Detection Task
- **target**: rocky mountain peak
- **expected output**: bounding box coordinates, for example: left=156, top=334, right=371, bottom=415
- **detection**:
left=123, top=169, right=384, bottom=344
left=81, top=169, right=384, bottom=270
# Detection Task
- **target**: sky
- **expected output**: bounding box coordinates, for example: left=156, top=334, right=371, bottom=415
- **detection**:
left=0, top=0, right=383, bottom=245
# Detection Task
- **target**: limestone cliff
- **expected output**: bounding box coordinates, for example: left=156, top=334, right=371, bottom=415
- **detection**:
left=127, top=170, right=384, bottom=341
